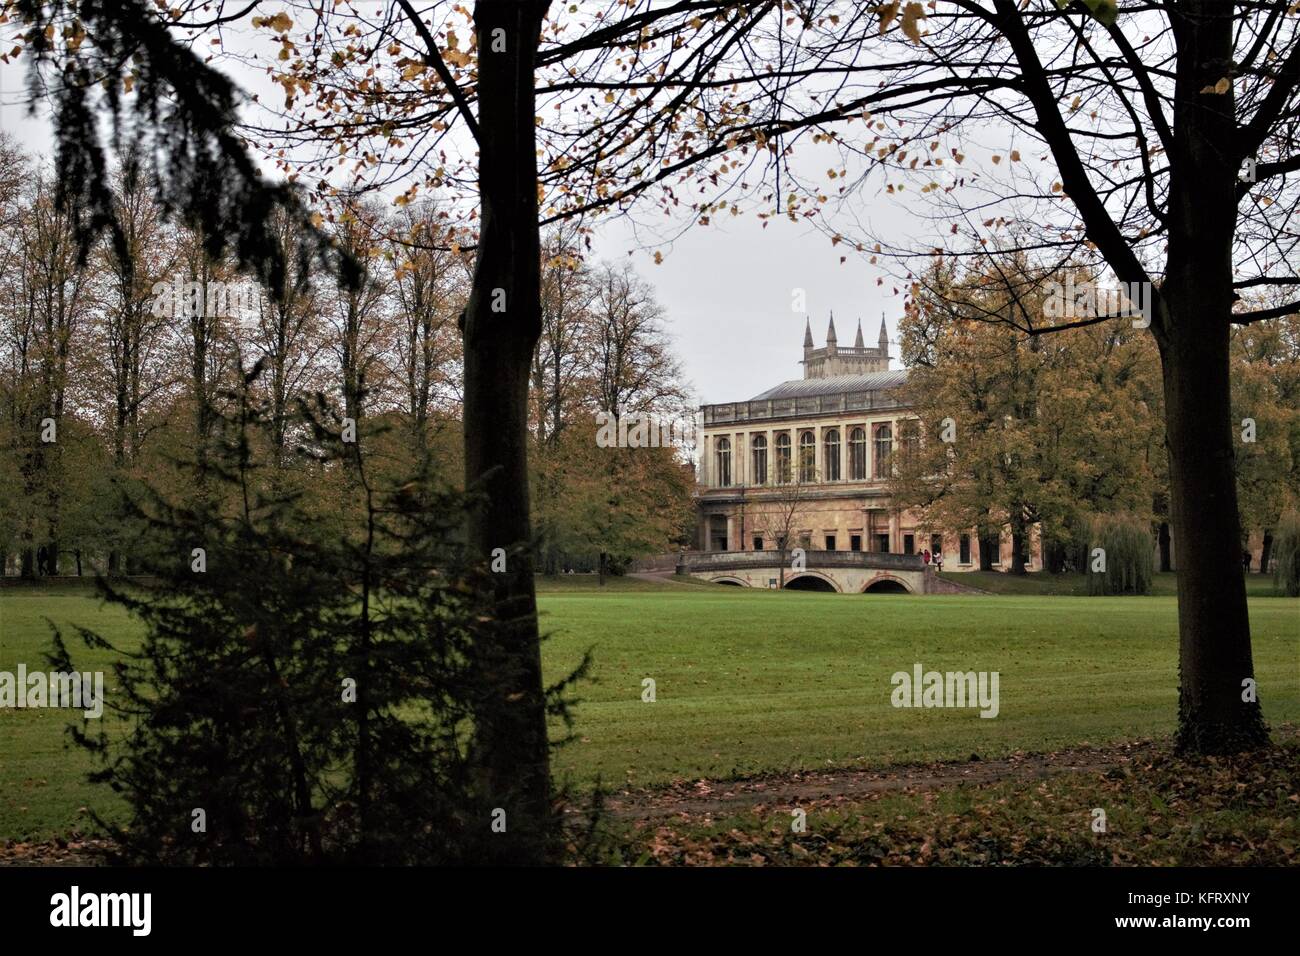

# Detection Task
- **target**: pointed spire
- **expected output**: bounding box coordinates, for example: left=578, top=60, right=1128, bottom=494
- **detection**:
left=803, top=317, right=814, bottom=349
left=854, top=318, right=865, bottom=349
left=826, top=311, right=838, bottom=345
left=878, top=314, right=889, bottom=352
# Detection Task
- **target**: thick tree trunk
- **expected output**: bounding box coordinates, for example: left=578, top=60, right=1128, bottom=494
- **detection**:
left=1159, top=318, right=1267, bottom=753
left=1259, top=531, right=1273, bottom=576
left=1158, top=521, right=1172, bottom=573
left=462, top=0, right=552, bottom=864
left=1157, top=1, right=1267, bottom=755
left=978, top=532, right=996, bottom=571
left=1009, top=510, right=1027, bottom=575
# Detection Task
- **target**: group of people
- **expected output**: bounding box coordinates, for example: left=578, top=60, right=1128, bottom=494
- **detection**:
left=922, top=548, right=943, bottom=571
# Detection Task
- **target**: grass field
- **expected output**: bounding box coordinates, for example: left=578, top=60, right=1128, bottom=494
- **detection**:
left=1, top=578, right=1297, bottom=842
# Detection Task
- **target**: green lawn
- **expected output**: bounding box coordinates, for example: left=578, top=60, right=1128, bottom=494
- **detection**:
left=1, top=581, right=1297, bottom=841
left=939, top=569, right=1284, bottom=597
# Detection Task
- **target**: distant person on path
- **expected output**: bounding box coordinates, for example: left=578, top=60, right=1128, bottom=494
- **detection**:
left=922, top=548, right=931, bottom=565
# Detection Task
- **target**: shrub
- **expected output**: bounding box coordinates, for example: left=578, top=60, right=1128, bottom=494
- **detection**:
left=1273, top=509, right=1300, bottom=597
left=1086, top=513, right=1153, bottom=596
left=51, top=367, right=586, bottom=864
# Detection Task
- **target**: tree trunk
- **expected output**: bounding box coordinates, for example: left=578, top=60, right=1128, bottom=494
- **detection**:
left=461, top=0, right=552, bottom=864
left=1159, top=318, right=1267, bottom=753
left=1158, top=1, right=1266, bottom=755
left=1009, top=510, right=1027, bottom=575
left=978, top=533, right=996, bottom=571
left=1259, top=531, right=1273, bottom=576
left=1158, top=521, right=1172, bottom=573
left=1045, top=538, right=1068, bottom=575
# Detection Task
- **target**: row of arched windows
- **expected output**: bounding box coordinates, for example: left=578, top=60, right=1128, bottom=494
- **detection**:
left=713, top=425, right=893, bottom=487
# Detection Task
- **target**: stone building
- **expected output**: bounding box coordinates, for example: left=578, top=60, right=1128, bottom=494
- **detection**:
left=695, top=316, right=1041, bottom=571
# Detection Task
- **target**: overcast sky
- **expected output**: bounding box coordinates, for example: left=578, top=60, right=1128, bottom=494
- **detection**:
left=1, top=51, right=906, bottom=409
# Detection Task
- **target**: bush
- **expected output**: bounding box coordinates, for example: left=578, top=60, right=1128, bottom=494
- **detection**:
left=51, top=367, right=586, bottom=864
left=1273, top=510, right=1300, bottom=597
left=1086, top=513, right=1153, bottom=596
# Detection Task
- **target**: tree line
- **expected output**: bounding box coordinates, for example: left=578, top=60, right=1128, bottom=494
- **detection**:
left=892, top=253, right=1300, bottom=588
left=0, top=138, right=694, bottom=579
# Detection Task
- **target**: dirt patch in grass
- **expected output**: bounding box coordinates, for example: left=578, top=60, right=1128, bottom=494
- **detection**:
left=598, top=738, right=1161, bottom=821
left=588, top=726, right=1300, bottom=866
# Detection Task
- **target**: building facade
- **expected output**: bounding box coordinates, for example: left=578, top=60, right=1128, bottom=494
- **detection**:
left=696, top=316, right=1040, bottom=571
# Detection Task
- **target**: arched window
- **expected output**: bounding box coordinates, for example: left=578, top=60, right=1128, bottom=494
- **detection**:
left=798, top=432, right=816, bottom=482
left=715, top=437, right=731, bottom=487
left=823, top=429, right=840, bottom=481
left=849, top=427, right=867, bottom=480
left=775, top=432, right=792, bottom=484
left=751, top=434, right=768, bottom=485
left=873, top=423, right=893, bottom=478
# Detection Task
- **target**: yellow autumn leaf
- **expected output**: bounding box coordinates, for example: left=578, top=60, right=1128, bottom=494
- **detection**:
left=900, top=2, right=926, bottom=44
left=876, top=1, right=899, bottom=35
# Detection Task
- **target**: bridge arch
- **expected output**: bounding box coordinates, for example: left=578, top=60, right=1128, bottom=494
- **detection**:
left=784, top=571, right=840, bottom=593
left=709, top=575, right=749, bottom=587
left=861, top=573, right=913, bottom=594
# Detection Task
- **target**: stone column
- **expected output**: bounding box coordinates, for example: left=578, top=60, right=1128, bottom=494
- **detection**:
left=814, top=424, right=824, bottom=482
left=701, top=434, right=711, bottom=486
left=864, top=422, right=873, bottom=482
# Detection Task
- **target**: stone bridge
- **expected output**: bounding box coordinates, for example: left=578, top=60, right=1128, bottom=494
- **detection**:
left=674, top=550, right=948, bottom=594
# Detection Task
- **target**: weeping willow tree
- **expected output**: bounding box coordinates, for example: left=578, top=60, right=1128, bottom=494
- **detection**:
left=1087, top=514, right=1154, bottom=596
left=1273, top=511, right=1300, bottom=598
